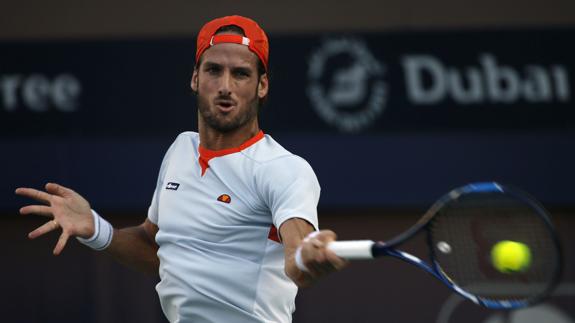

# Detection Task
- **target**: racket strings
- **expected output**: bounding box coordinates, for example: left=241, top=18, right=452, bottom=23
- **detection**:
left=428, top=193, right=559, bottom=302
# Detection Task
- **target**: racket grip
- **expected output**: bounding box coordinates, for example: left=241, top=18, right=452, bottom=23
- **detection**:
left=327, top=240, right=375, bottom=259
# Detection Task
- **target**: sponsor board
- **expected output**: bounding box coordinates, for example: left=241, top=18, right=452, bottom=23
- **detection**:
left=0, top=28, right=573, bottom=136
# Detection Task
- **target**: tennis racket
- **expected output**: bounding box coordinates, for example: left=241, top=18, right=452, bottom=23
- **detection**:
left=328, top=182, right=562, bottom=309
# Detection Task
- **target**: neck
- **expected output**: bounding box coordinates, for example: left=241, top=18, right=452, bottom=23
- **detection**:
left=198, top=119, right=260, bottom=151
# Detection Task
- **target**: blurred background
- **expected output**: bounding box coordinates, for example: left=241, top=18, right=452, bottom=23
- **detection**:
left=1, top=0, right=574, bottom=322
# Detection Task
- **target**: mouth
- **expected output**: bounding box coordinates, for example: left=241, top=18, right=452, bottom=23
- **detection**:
left=214, top=100, right=236, bottom=113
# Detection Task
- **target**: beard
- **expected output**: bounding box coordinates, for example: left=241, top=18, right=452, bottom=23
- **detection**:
left=196, top=91, right=260, bottom=133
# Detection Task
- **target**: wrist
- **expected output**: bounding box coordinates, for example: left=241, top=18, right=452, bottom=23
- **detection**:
left=295, top=231, right=321, bottom=273
left=76, top=209, right=113, bottom=250
left=295, top=245, right=309, bottom=272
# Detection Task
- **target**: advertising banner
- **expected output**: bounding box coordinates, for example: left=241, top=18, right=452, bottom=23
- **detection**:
left=1, top=28, right=573, bottom=136
left=1, top=28, right=574, bottom=209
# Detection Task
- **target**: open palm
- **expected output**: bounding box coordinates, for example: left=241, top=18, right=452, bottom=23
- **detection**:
left=16, top=183, right=94, bottom=255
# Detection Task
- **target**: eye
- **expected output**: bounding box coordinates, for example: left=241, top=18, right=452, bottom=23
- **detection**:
left=233, top=69, right=251, bottom=78
left=204, top=65, right=221, bottom=75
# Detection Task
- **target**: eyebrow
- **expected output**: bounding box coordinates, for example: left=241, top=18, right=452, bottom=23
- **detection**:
left=232, top=66, right=252, bottom=74
left=203, top=62, right=222, bottom=69
left=202, top=61, right=254, bottom=72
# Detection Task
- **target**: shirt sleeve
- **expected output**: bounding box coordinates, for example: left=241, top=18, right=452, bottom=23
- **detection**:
left=147, top=135, right=180, bottom=225
left=255, top=155, right=321, bottom=232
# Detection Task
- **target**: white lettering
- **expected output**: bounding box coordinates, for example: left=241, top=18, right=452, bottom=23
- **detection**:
left=523, top=66, right=551, bottom=102
left=402, top=53, right=572, bottom=105
left=448, top=67, right=484, bottom=104
left=552, top=66, right=571, bottom=102
left=23, top=74, right=51, bottom=112
left=0, top=75, right=22, bottom=111
left=52, top=74, right=81, bottom=112
left=0, top=73, right=82, bottom=112
left=481, top=54, right=520, bottom=103
left=402, top=55, right=447, bottom=104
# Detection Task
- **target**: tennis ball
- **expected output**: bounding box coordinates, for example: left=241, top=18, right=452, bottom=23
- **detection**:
left=491, top=240, right=532, bottom=273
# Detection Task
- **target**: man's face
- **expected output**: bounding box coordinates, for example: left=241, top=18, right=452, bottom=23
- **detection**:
left=191, top=42, right=268, bottom=133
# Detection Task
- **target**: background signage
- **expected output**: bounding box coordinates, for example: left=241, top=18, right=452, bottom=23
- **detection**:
left=2, top=28, right=574, bottom=210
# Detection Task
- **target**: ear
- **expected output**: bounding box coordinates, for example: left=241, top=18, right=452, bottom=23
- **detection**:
left=257, top=73, right=269, bottom=99
left=191, top=68, right=199, bottom=93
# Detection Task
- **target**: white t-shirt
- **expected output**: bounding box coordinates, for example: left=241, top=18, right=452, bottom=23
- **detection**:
left=147, top=131, right=320, bottom=323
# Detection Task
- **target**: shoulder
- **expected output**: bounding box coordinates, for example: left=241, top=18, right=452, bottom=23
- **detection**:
left=160, top=131, right=199, bottom=165
left=173, top=131, right=199, bottom=145
left=166, top=131, right=199, bottom=153
left=243, top=134, right=298, bottom=163
left=250, top=135, right=318, bottom=184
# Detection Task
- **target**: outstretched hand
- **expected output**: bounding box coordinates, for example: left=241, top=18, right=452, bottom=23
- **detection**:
left=16, top=183, right=94, bottom=255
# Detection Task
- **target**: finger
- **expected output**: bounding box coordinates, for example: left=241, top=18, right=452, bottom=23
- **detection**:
left=306, top=262, right=328, bottom=277
left=306, top=260, right=335, bottom=277
left=53, top=232, right=70, bottom=256
left=303, top=259, right=324, bottom=278
left=315, top=230, right=337, bottom=243
left=302, top=246, right=327, bottom=275
left=45, top=183, right=74, bottom=198
left=309, top=237, right=324, bottom=248
left=15, top=187, right=52, bottom=204
left=28, top=220, right=60, bottom=239
left=314, top=251, right=339, bottom=275
left=303, top=232, right=326, bottom=248
left=308, top=243, right=348, bottom=274
left=19, top=205, right=53, bottom=217
left=325, top=250, right=349, bottom=270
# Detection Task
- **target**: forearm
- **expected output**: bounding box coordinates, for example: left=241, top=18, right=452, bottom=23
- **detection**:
left=104, top=224, right=160, bottom=276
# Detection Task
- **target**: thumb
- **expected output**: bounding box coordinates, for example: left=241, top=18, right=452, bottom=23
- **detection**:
left=316, top=230, right=337, bottom=243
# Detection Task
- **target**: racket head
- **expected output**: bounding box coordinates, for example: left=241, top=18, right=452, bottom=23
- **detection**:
left=425, top=182, right=562, bottom=309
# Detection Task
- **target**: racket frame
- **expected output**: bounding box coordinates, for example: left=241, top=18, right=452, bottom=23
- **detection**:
left=330, top=182, right=563, bottom=310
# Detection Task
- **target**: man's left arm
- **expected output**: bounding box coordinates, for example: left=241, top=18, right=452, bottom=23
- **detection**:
left=280, top=218, right=348, bottom=288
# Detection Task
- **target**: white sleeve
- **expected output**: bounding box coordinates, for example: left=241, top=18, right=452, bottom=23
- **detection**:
left=147, top=136, right=179, bottom=224
left=255, top=155, right=321, bottom=231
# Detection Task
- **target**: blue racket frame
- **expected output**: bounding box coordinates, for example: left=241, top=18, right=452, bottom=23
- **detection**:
left=369, top=182, right=562, bottom=310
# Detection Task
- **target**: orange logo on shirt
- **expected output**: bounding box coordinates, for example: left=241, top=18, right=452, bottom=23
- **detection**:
left=217, top=194, right=231, bottom=204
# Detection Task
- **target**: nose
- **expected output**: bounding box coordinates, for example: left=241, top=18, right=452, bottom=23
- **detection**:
left=218, top=71, right=232, bottom=96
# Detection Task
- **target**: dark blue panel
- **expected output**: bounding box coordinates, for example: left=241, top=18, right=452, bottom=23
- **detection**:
left=2, top=28, right=575, bottom=210
left=4, top=132, right=575, bottom=210
left=1, top=28, right=574, bottom=137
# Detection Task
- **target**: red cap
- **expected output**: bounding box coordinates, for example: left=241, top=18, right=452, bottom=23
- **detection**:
left=196, top=15, right=269, bottom=72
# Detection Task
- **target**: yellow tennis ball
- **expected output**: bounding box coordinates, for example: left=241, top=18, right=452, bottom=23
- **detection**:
left=491, top=240, right=532, bottom=273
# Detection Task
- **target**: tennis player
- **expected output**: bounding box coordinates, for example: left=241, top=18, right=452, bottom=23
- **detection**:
left=16, top=15, right=347, bottom=323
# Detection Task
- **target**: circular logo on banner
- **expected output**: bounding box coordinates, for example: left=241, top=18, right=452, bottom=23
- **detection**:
left=307, top=38, right=387, bottom=132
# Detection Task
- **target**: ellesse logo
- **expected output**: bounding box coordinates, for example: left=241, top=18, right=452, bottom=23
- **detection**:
left=217, top=194, right=231, bottom=204
left=165, top=182, right=180, bottom=190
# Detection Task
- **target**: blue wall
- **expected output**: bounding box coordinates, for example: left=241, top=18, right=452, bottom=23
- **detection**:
left=3, top=28, right=575, bottom=211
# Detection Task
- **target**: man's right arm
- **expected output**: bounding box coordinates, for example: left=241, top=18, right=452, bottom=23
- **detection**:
left=16, top=182, right=160, bottom=276
left=105, top=219, right=160, bottom=275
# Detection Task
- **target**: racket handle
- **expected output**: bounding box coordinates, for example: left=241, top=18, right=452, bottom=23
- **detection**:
left=327, top=240, right=375, bottom=259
